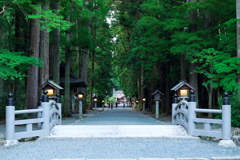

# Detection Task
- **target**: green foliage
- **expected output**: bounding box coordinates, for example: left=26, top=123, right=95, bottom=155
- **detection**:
left=192, top=48, right=240, bottom=92
left=230, top=96, right=240, bottom=127
left=0, top=49, right=43, bottom=80
left=108, top=96, right=116, bottom=102
left=27, top=4, right=74, bottom=32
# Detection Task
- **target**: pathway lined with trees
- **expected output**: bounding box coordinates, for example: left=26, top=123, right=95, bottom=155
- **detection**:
left=0, top=0, right=239, bottom=128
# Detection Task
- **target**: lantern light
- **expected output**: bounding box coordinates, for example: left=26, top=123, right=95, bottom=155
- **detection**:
left=171, top=81, right=194, bottom=100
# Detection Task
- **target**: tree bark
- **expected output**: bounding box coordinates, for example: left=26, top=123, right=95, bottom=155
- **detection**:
left=81, top=16, right=92, bottom=112
left=165, top=61, right=170, bottom=115
left=39, top=2, right=50, bottom=87
left=25, top=3, right=41, bottom=109
left=63, top=5, right=72, bottom=117
left=64, top=53, right=72, bottom=116
left=189, top=0, right=199, bottom=106
left=207, top=83, right=213, bottom=118
left=52, top=2, right=61, bottom=86
left=237, top=0, right=240, bottom=58
left=140, top=67, right=144, bottom=110
left=0, top=78, right=3, bottom=106
left=81, top=50, right=89, bottom=112
left=0, top=22, right=3, bottom=106
left=237, top=0, right=240, bottom=96
left=14, top=7, right=25, bottom=107
left=88, top=52, right=94, bottom=109
left=189, top=63, right=198, bottom=105
left=180, top=54, right=186, bottom=81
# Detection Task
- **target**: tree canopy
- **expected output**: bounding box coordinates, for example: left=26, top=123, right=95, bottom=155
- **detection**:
left=0, top=0, right=239, bottom=126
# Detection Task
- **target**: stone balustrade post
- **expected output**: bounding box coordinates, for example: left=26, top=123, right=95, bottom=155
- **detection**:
left=38, top=98, right=42, bottom=129
left=6, top=93, right=15, bottom=141
left=188, top=90, right=196, bottom=135
left=172, top=94, right=178, bottom=125
left=56, top=94, right=62, bottom=125
left=222, top=92, right=231, bottom=140
left=41, top=90, right=50, bottom=136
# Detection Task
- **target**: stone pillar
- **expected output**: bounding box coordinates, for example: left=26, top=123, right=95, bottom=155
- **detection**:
left=42, top=91, right=50, bottom=136
left=5, top=93, right=18, bottom=146
left=219, top=92, right=236, bottom=147
left=188, top=90, right=196, bottom=135
left=6, top=93, right=15, bottom=141
left=143, top=101, right=145, bottom=112
left=79, top=100, right=83, bottom=119
left=172, top=94, right=178, bottom=125
left=56, top=94, right=62, bottom=125
left=222, top=92, right=231, bottom=140
left=38, top=98, right=42, bottom=129
left=156, top=101, right=159, bottom=118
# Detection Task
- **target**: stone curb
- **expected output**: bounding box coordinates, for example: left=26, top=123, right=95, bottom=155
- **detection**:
left=51, top=157, right=240, bottom=160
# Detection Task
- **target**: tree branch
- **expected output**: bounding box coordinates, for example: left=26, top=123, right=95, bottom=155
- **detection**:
left=0, top=5, right=5, bottom=14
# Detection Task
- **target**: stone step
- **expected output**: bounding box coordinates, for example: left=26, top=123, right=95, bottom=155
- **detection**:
left=49, top=125, right=195, bottom=138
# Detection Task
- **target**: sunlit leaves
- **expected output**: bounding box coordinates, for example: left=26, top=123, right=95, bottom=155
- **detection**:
left=27, top=4, right=74, bottom=32
left=0, top=49, right=43, bottom=80
left=193, top=48, right=240, bottom=92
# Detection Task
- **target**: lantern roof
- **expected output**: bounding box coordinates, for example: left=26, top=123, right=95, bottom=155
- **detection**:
left=75, top=90, right=84, bottom=96
left=39, top=80, right=63, bottom=91
left=151, top=89, right=164, bottom=96
left=171, top=81, right=194, bottom=91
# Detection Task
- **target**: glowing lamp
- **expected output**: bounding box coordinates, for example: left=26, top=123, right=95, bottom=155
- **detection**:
left=171, top=81, right=194, bottom=100
left=142, top=96, right=146, bottom=102
left=75, top=91, right=84, bottom=100
left=93, top=95, right=98, bottom=102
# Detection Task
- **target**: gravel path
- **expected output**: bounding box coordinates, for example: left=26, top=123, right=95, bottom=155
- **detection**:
left=0, top=107, right=239, bottom=160
left=72, top=108, right=164, bottom=125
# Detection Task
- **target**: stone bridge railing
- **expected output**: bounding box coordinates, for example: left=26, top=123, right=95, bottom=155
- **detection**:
left=5, top=91, right=61, bottom=146
left=172, top=91, right=235, bottom=147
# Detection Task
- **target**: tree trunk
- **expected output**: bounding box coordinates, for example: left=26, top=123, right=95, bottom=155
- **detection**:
left=63, top=7, right=72, bottom=117
left=52, top=2, right=61, bottom=86
left=0, top=22, right=3, bottom=107
left=207, top=83, right=213, bottom=118
left=180, top=54, right=186, bottom=81
left=137, top=77, right=141, bottom=109
left=14, top=7, right=25, bottom=107
left=64, top=53, right=72, bottom=116
left=237, top=0, right=240, bottom=58
left=81, top=16, right=92, bottom=112
left=189, top=0, right=199, bottom=106
left=237, top=0, right=240, bottom=96
left=140, top=67, right=144, bottom=110
left=0, top=78, right=3, bottom=107
left=71, top=90, right=75, bottom=112
left=88, top=53, right=94, bottom=110
left=165, top=61, right=170, bottom=115
left=81, top=50, right=89, bottom=112
left=189, top=63, right=198, bottom=105
left=25, top=4, right=41, bottom=109
left=39, top=2, right=50, bottom=87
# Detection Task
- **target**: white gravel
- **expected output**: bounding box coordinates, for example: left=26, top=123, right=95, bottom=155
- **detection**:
left=0, top=107, right=239, bottom=160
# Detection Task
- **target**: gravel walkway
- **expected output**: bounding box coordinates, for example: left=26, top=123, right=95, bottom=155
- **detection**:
left=0, top=107, right=239, bottom=160
left=72, top=108, right=164, bottom=125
